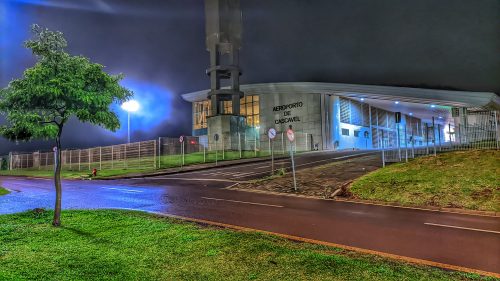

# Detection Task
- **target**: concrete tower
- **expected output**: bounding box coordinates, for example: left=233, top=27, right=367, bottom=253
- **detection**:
left=205, top=0, right=245, bottom=144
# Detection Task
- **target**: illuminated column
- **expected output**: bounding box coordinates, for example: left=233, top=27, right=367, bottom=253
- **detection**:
left=205, top=0, right=243, bottom=116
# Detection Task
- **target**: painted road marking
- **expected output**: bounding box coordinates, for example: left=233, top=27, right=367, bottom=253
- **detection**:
left=294, top=152, right=374, bottom=168
left=201, top=197, right=284, bottom=208
left=187, top=160, right=290, bottom=175
left=149, top=177, right=244, bottom=183
left=424, top=223, right=500, bottom=234
left=232, top=153, right=374, bottom=179
left=101, top=187, right=143, bottom=193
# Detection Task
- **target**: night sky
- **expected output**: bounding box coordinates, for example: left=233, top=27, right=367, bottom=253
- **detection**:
left=0, top=0, right=499, bottom=155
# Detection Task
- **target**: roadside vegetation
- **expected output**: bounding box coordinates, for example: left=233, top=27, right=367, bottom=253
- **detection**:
left=0, top=150, right=277, bottom=179
left=351, top=150, right=499, bottom=212
left=0, top=187, right=9, bottom=196
left=0, top=209, right=494, bottom=281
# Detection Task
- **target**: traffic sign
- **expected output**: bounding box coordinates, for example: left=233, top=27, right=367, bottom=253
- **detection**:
left=214, top=133, right=219, bottom=141
left=179, top=135, right=184, bottom=143
left=268, top=128, right=277, bottom=140
left=286, top=128, right=295, bottom=142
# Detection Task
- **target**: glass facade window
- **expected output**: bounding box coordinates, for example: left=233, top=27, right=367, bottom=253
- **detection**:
left=341, top=128, right=349, bottom=136
left=192, top=95, right=260, bottom=130
left=193, top=100, right=211, bottom=130
left=241, top=95, right=259, bottom=127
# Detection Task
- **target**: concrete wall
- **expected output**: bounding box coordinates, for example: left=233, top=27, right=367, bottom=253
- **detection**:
left=259, top=92, right=323, bottom=149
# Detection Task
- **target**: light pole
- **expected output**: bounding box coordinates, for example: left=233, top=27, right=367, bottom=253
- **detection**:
left=121, top=100, right=140, bottom=143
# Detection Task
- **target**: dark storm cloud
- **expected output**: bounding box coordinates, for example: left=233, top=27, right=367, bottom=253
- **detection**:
left=1, top=0, right=498, bottom=154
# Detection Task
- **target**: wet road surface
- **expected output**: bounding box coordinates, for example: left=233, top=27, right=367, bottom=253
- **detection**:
left=1, top=150, right=499, bottom=275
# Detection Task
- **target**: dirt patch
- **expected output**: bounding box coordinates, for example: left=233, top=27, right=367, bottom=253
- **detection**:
left=234, top=155, right=383, bottom=198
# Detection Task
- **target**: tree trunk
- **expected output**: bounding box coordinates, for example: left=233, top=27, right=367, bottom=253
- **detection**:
left=52, top=136, right=62, bottom=227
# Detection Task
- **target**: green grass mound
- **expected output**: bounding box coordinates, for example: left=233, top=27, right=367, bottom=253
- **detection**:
left=0, top=187, right=9, bottom=196
left=351, top=150, right=499, bottom=212
left=0, top=210, right=492, bottom=281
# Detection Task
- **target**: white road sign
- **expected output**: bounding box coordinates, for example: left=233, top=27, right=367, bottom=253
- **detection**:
left=286, top=128, right=295, bottom=142
left=179, top=135, right=184, bottom=143
left=268, top=128, right=277, bottom=140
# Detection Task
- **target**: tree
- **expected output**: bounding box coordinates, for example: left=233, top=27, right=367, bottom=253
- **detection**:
left=0, top=25, right=133, bottom=226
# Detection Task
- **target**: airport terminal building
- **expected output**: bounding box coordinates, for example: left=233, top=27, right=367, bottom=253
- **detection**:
left=182, top=82, right=500, bottom=151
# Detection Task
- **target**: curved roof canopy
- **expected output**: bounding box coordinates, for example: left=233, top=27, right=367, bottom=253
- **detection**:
left=182, top=82, right=499, bottom=109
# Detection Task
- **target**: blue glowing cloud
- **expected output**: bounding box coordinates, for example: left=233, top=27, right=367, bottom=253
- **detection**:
left=113, top=79, right=174, bottom=139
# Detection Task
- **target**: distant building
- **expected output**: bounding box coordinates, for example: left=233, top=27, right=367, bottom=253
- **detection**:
left=182, top=82, right=499, bottom=150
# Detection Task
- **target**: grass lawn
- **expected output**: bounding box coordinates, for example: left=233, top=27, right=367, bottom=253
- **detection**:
left=0, top=210, right=493, bottom=281
left=351, top=150, right=500, bottom=212
left=0, top=186, right=9, bottom=196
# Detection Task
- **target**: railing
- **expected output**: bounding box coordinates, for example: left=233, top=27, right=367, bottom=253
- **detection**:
left=5, top=131, right=312, bottom=171
left=382, top=111, right=499, bottom=165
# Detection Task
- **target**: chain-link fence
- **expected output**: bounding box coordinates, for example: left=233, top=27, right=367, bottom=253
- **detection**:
left=382, top=110, right=499, bottom=166
left=8, top=140, right=157, bottom=171
left=6, top=131, right=313, bottom=171
left=157, top=131, right=312, bottom=168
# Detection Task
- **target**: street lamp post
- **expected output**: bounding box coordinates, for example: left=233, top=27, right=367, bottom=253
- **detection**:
left=121, top=100, right=140, bottom=143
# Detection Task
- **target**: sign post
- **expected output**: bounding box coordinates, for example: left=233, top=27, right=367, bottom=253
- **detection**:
left=268, top=128, right=277, bottom=175
left=287, top=126, right=297, bottom=191
left=53, top=146, right=58, bottom=172
left=179, top=135, right=185, bottom=167
left=214, top=134, right=219, bottom=166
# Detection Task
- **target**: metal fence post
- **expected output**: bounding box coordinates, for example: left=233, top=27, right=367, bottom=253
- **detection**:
left=124, top=144, right=127, bottom=169
left=99, top=146, right=102, bottom=170
left=254, top=132, right=257, bottom=157
left=88, top=148, right=91, bottom=170
left=158, top=138, right=161, bottom=169
left=182, top=141, right=185, bottom=166
left=111, top=146, right=114, bottom=169
left=78, top=149, right=81, bottom=171
left=222, top=135, right=225, bottom=160
left=425, top=123, right=429, bottom=155
left=152, top=140, right=156, bottom=169
left=404, top=124, right=408, bottom=162
left=438, top=124, right=442, bottom=151
left=397, top=123, right=401, bottom=161
left=268, top=136, right=271, bottom=156
left=138, top=141, right=142, bottom=168
left=494, top=111, right=499, bottom=150
left=432, top=117, right=437, bottom=156
left=305, top=133, right=308, bottom=151
left=281, top=132, right=285, bottom=155
left=203, top=142, right=206, bottom=163
left=238, top=132, right=242, bottom=159
left=381, top=130, right=386, bottom=167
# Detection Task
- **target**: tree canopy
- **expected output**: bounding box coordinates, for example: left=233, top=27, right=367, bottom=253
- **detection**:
left=0, top=24, right=133, bottom=226
left=0, top=24, right=132, bottom=142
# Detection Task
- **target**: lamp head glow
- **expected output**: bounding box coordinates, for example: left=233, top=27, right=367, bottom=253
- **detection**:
left=121, top=100, right=140, bottom=113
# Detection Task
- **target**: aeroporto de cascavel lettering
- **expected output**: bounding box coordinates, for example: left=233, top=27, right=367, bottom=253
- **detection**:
left=273, top=101, right=303, bottom=124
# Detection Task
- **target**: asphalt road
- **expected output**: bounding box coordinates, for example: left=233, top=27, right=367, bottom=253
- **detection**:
left=1, top=150, right=499, bottom=275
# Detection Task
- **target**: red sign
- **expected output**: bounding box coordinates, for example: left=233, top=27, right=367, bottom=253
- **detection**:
left=286, top=129, right=295, bottom=142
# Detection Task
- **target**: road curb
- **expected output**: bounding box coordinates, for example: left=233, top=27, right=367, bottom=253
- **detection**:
left=226, top=187, right=500, bottom=217
left=113, top=208, right=500, bottom=279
